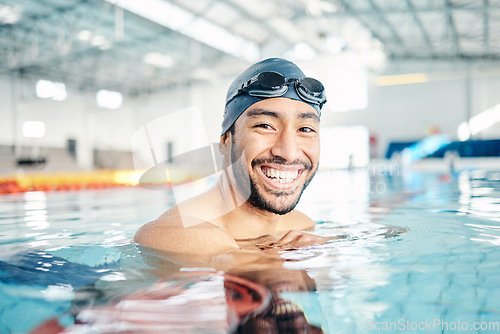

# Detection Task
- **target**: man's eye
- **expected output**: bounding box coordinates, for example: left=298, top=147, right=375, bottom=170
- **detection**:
left=255, top=124, right=273, bottom=130
left=299, top=127, right=316, bottom=133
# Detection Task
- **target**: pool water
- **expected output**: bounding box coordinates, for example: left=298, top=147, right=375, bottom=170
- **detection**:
left=1, top=168, right=500, bottom=333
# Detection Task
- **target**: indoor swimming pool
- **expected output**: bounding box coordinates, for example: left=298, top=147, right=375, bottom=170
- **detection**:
left=1, top=168, right=500, bottom=333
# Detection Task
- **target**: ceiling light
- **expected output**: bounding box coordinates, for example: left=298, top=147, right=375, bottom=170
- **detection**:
left=96, top=90, right=123, bottom=109
left=306, top=0, right=337, bottom=17
left=284, top=42, right=317, bottom=61
left=0, top=5, right=21, bottom=24
left=105, top=0, right=259, bottom=61
left=90, top=35, right=107, bottom=47
left=183, top=19, right=259, bottom=61
left=35, top=79, right=67, bottom=101
left=325, top=35, right=345, bottom=54
left=377, top=73, right=428, bottom=86
left=77, top=30, right=92, bottom=41
left=143, top=52, right=174, bottom=68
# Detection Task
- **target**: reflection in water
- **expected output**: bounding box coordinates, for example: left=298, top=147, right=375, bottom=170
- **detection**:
left=32, top=250, right=326, bottom=333
left=23, top=191, right=49, bottom=237
left=235, top=269, right=323, bottom=333
left=28, top=235, right=336, bottom=334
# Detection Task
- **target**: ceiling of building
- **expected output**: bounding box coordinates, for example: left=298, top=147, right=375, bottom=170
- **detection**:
left=1, top=0, right=499, bottom=97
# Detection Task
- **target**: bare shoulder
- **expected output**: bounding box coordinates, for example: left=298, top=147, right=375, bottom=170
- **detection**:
left=275, top=210, right=316, bottom=234
left=134, top=209, right=238, bottom=256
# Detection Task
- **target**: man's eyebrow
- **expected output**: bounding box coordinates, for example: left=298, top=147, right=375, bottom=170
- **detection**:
left=246, top=108, right=320, bottom=122
left=299, top=112, right=320, bottom=122
left=246, top=108, right=280, bottom=118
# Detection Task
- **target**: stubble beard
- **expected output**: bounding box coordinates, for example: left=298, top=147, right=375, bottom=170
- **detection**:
left=230, top=137, right=316, bottom=215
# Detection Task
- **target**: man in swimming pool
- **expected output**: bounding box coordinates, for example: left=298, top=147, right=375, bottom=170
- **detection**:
left=134, top=58, right=328, bottom=256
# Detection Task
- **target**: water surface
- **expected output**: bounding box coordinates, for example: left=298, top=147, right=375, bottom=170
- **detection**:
left=1, top=169, right=499, bottom=333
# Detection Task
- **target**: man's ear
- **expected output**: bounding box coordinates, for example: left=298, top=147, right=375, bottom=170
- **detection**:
left=219, top=131, right=231, bottom=157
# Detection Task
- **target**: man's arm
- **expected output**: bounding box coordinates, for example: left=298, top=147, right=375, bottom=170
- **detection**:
left=134, top=218, right=239, bottom=256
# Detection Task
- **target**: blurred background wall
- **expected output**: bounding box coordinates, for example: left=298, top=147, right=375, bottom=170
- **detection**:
left=1, top=0, right=499, bottom=174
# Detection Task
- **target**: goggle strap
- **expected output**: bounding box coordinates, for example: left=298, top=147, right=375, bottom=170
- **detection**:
left=247, top=85, right=289, bottom=97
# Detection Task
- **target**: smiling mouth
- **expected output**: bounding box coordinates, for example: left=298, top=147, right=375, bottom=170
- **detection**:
left=261, top=166, right=300, bottom=184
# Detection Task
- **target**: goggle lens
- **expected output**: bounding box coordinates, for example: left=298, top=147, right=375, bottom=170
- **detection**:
left=236, top=71, right=326, bottom=108
left=299, top=77, right=324, bottom=97
left=257, top=72, right=286, bottom=90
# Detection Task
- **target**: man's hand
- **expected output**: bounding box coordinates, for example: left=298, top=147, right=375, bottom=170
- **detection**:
left=256, top=230, right=329, bottom=251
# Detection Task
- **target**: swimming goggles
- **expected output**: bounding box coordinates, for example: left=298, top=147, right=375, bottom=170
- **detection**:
left=228, top=71, right=327, bottom=108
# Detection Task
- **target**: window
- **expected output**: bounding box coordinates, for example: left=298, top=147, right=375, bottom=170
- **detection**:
left=320, top=125, right=369, bottom=168
left=35, top=80, right=67, bottom=101
left=96, top=90, right=123, bottom=109
left=22, top=121, right=46, bottom=138
left=327, top=65, right=367, bottom=112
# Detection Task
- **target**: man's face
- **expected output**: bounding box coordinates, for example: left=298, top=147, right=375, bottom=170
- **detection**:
left=225, top=97, right=320, bottom=215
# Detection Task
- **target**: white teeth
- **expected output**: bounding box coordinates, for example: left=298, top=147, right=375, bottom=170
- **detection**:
left=273, top=302, right=300, bottom=315
left=263, top=168, right=299, bottom=183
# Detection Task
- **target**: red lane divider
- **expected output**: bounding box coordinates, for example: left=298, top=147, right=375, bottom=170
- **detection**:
left=0, top=180, right=132, bottom=194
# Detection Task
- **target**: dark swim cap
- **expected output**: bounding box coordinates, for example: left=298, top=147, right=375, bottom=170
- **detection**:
left=221, top=58, right=324, bottom=135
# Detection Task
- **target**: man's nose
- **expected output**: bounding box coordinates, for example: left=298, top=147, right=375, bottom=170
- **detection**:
left=270, top=128, right=302, bottom=162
